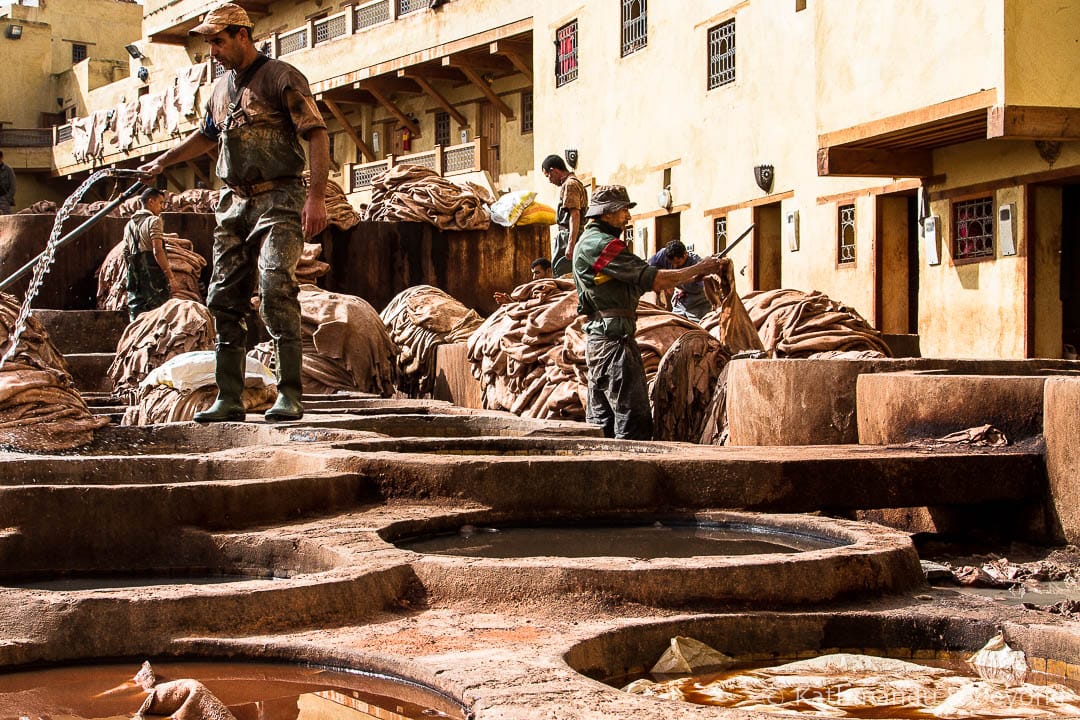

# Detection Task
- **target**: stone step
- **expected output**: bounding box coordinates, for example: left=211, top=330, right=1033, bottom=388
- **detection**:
left=65, top=352, right=115, bottom=394
left=32, top=309, right=127, bottom=354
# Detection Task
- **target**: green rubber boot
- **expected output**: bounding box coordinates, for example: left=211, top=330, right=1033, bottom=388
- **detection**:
left=265, top=339, right=304, bottom=422
left=194, top=346, right=247, bottom=423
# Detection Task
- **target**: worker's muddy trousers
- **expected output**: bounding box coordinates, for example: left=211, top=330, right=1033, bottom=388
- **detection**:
left=584, top=333, right=653, bottom=440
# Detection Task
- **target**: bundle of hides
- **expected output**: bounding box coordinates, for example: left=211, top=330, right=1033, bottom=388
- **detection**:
left=382, top=285, right=483, bottom=396
left=132, top=660, right=236, bottom=720
left=107, top=299, right=216, bottom=404
left=467, top=278, right=700, bottom=421
left=324, top=177, right=361, bottom=231
left=364, top=164, right=491, bottom=230
left=15, top=200, right=59, bottom=214
left=251, top=285, right=397, bottom=396
left=96, top=234, right=207, bottom=310
left=295, top=242, right=330, bottom=286
left=738, top=288, right=892, bottom=357
left=122, top=351, right=275, bottom=425
left=0, top=292, right=108, bottom=451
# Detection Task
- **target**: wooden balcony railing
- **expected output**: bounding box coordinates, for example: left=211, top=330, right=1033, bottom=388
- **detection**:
left=344, top=137, right=488, bottom=193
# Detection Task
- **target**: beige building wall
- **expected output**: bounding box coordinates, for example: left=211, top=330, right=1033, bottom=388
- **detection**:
left=1003, top=0, right=1080, bottom=107
left=0, top=18, right=53, bottom=127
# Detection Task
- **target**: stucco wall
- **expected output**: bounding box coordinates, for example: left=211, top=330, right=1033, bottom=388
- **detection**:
left=815, top=0, right=1004, bottom=131
left=0, top=20, right=54, bottom=127
left=1003, top=0, right=1080, bottom=107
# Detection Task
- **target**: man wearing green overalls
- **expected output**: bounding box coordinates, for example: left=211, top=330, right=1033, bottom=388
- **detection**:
left=123, top=187, right=177, bottom=321
left=138, top=2, right=329, bottom=423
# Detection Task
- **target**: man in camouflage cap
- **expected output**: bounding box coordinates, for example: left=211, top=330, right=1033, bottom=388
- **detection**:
left=139, top=1, right=329, bottom=423
left=572, top=185, right=723, bottom=439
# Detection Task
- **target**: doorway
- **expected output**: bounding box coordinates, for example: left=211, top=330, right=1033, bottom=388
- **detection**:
left=875, top=192, right=919, bottom=335
left=1030, top=182, right=1080, bottom=358
left=478, top=102, right=501, bottom=183
left=655, top=212, right=681, bottom=259
left=1062, top=184, right=1080, bottom=357
left=752, top=203, right=782, bottom=290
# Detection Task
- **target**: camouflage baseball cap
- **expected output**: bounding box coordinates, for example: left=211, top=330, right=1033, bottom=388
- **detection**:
left=585, top=185, right=637, bottom=218
left=190, top=2, right=254, bottom=36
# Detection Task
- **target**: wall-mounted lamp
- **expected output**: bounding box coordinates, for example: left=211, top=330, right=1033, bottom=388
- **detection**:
left=137, top=66, right=149, bottom=82
left=4, top=24, right=22, bottom=40
left=124, top=43, right=144, bottom=59
left=564, top=148, right=578, bottom=170
left=754, top=164, right=774, bottom=193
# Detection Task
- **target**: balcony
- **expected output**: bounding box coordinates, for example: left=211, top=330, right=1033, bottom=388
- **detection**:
left=343, top=137, right=489, bottom=193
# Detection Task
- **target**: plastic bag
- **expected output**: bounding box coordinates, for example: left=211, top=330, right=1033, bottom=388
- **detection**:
left=489, top=190, right=536, bottom=227
left=516, top=201, right=556, bottom=226
left=141, top=350, right=276, bottom=391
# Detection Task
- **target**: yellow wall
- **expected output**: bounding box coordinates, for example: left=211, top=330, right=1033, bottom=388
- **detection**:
left=0, top=19, right=53, bottom=127
left=1004, top=0, right=1080, bottom=107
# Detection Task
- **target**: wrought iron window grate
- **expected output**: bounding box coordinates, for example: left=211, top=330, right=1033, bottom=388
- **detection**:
left=314, top=14, right=347, bottom=44
left=435, top=111, right=450, bottom=147
left=443, top=144, right=476, bottom=173
left=621, top=0, right=647, bottom=57
left=555, top=21, right=578, bottom=87
left=521, top=90, right=533, bottom=133
left=72, top=43, right=87, bottom=63
left=708, top=19, right=736, bottom=89
left=398, top=0, right=425, bottom=16
left=953, top=196, right=995, bottom=260
left=713, top=216, right=728, bottom=254
left=838, top=204, right=856, bottom=264
left=278, top=28, right=308, bottom=56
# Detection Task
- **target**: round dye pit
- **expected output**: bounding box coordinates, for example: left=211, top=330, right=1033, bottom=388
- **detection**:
left=383, top=512, right=923, bottom=608
left=396, top=520, right=840, bottom=559
left=337, top=436, right=678, bottom=455
left=567, top=611, right=1080, bottom=720
left=301, top=411, right=601, bottom=438
left=0, top=660, right=465, bottom=720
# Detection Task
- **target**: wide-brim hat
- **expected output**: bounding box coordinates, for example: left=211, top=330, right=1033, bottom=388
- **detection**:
left=585, top=184, right=637, bottom=218
left=190, top=2, right=254, bottom=36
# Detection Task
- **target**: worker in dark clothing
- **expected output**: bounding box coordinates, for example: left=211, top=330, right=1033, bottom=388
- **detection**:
left=572, top=185, right=723, bottom=439
left=123, top=187, right=178, bottom=321
left=137, top=2, right=329, bottom=423
left=0, top=151, right=15, bottom=214
left=542, top=154, right=587, bottom=277
left=493, top=258, right=554, bottom=305
left=648, top=238, right=712, bottom=322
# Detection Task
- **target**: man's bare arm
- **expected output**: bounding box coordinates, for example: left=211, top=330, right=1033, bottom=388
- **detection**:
left=302, top=127, right=330, bottom=239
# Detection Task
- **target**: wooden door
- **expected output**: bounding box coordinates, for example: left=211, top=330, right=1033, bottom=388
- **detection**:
left=478, top=102, right=501, bottom=182
left=752, top=203, right=782, bottom=290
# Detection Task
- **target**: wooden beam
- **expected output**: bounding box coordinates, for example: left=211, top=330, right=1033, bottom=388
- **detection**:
left=358, top=82, right=421, bottom=137
left=818, top=90, right=996, bottom=149
left=987, top=105, right=1080, bottom=141
left=817, top=146, right=933, bottom=178
left=446, top=56, right=514, bottom=120
left=490, top=40, right=532, bottom=83
left=398, top=65, right=465, bottom=83
left=185, top=160, right=210, bottom=187
left=163, top=169, right=185, bottom=192
left=401, top=72, right=468, bottom=128
left=323, top=97, right=375, bottom=162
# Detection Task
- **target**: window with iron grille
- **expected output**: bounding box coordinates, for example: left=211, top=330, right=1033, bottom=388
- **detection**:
left=838, top=204, right=856, bottom=264
left=621, top=0, right=647, bottom=57
left=398, top=0, right=425, bottom=15
left=713, top=216, right=728, bottom=254
left=72, top=43, right=87, bottom=64
left=520, top=90, right=533, bottom=134
left=555, top=21, right=578, bottom=88
left=953, top=196, right=995, bottom=261
left=707, top=19, right=735, bottom=89
left=328, top=132, right=336, bottom=161
left=435, top=111, right=450, bottom=147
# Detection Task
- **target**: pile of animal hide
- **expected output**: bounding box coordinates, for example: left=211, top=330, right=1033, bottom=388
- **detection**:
left=364, top=164, right=491, bottom=230
left=133, top=660, right=236, bottom=720
left=382, top=285, right=483, bottom=396
left=97, top=234, right=207, bottom=310
left=107, top=299, right=216, bottom=404
left=466, top=278, right=701, bottom=421
left=324, top=177, right=361, bottom=231
left=730, top=288, right=892, bottom=358
left=251, top=285, right=397, bottom=396
left=295, top=242, right=330, bottom=286
left=122, top=352, right=275, bottom=425
left=18, top=189, right=222, bottom=217
left=0, top=292, right=108, bottom=451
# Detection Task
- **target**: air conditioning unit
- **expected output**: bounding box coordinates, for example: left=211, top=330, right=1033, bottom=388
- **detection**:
left=784, top=209, right=800, bottom=251
left=922, top=216, right=941, bottom=265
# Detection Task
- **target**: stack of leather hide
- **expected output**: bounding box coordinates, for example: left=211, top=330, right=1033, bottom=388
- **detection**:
left=251, top=285, right=397, bottom=396
left=107, top=299, right=215, bottom=404
left=364, top=164, right=491, bottom=230
left=382, top=285, right=483, bottom=396
left=739, top=288, right=891, bottom=357
left=0, top=292, right=108, bottom=451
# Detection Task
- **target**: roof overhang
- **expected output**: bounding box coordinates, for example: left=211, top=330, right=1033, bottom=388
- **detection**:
left=147, top=0, right=273, bottom=45
left=817, top=89, right=1080, bottom=177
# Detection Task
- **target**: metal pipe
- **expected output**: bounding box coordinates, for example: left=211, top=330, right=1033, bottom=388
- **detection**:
left=715, top=223, right=755, bottom=260
left=0, top=180, right=146, bottom=292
